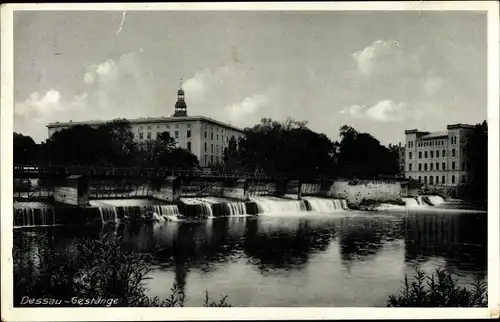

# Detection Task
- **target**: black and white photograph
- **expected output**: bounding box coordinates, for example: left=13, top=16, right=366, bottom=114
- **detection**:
left=1, top=2, right=499, bottom=320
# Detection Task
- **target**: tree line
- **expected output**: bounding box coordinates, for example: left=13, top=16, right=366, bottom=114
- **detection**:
left=14, top=119, right=198, bottom=170
left=13, top=117, right=488, bottom=199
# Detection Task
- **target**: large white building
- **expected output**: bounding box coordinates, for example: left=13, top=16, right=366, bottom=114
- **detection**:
left=404, top=124, right=475, bottom=187
left=46, top=87, right=245, bottom=167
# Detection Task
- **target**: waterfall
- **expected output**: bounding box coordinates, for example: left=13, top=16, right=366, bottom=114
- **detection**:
left=99, top=207, right=118, bottom=224
left=179, top=198, right=214, bottom=218
left=426, top=195, right=446, bottom=206
left=153, top=205, right=180, bottom=221
left=303, top=197, right=349, bottom=212
left=251, top=197, right=308, bottom=214
left=225, top=202, right=247, bottom=216
left=13, top=203, right=56, bottom=227
left=402, top=197, right=421, bottom=208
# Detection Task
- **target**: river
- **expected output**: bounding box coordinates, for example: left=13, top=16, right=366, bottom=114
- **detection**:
left=12, top=198, right=487, bottom=307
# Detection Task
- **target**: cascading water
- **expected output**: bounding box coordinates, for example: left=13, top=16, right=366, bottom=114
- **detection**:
left=225, top=202, right=247, bottom=216
left=402, top=197, right=421, bottom=208
left=180, top=198, right=214, bottom=218
left=303, top=197, right=349, bottom=212
left=14, top=202, right=56, bottom=227
left=99, top=207, right=118, bottom=224
left=251, top=197, right=308, bottom=214
left=426, top=195, right=446, bottom=206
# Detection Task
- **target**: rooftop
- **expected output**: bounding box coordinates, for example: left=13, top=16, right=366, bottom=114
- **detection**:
left=419, top=131, right=448, bottom=140
left=46, top=115, right=244, bottom=132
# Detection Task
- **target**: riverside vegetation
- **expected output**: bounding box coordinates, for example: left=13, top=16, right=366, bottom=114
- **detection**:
left=13, top=234, right=230, bottom=307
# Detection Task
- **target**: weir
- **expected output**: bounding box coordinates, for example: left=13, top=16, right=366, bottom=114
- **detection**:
left=14, top=206, right=56, bottom=227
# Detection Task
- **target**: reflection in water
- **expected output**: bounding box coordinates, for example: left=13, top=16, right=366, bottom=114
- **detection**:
left=13, top=209, right=487, bottom=307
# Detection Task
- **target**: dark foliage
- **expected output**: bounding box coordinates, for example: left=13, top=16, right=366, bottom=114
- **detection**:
left=387, top=267, right=487, bottom=307
left=14, top=132, right=39, bottom=164
left=13, top=235, right=230, bottom=307
left=464, top=121, right=487, bottom=201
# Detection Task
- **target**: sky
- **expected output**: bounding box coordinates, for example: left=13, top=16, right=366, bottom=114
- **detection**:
left=13, top=10, right=487, bottom=144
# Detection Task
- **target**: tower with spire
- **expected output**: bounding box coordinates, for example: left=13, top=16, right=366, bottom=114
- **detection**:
left=173, top=79, right=188, bottom=117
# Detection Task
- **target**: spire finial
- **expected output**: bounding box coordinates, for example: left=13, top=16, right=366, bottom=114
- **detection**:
left=179, top=78, right=183, bottom=89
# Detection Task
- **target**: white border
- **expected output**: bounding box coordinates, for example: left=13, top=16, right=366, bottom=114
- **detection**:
left=1, top=2, right=499, bottom=320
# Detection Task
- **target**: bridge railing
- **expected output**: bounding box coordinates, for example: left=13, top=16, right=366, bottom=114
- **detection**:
left=13, top=164, right=288, bottom=180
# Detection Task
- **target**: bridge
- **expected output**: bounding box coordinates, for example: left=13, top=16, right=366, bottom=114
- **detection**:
left=13, top=164, right=288, bottom=181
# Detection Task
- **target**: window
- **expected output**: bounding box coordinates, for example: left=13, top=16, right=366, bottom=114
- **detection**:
left=430, top=163, right=433, bottom=171
left=211, top=155, right=214, bottom=164
left=187, top=130, right=191, bottom=138
left=452, top=175, right=455, bottom=184
left=409, top=164, right=412, bottom=171
left=156, top=132, right=161, bottom=139
left=204, top=155, right=208, bottom=165
left=175, top=124, right=180, bottom=129
left=211, top=133, right=214, bottom=140
left=175, top=131, right=179, bottom=138
left=462, top=175, right=466, bottom=183
left=436, top=150, right=439, bottom=158
left=436, top=162, right=439, bottom=170
left=139, top=132, right=144, bottom=140
left=462, top=148, right=465, bottom=156
left=147, top=132, right=151, bottom=140
left=424, top=163, right=428, bottom=171
left=419, top=152, right=422, bottom=159
left=419, top=164, right=422, bottom=171
left=211, top=144, right=214, bottom=153
left=424, top=176, right=427, bottom=184
left=204, top=132, right=207, bottom=139
left=204, top=142, right=207, bottom=152
left=187, top=142, right=191, bottom=151
left=430, top=151, right=434, bottom=158
left=147, top=126, right=151, bottom=130
left=429, top=176, right=433, bottom=185
left=452, top=162, right=455, bottom=170
left=442, top=150, right=446, bottom=157
left=442, top=176, right=445, bottom=184
left=216, top=145, right=219, bottom=153
left=452, top=149, right=456, bottom=157
left=442, top=162, right=446, bottom=170
left=156, top=125, right=160, bottom=129
left=165, top=124, right=170, bottom=129
left=187, top=124, right=191, bottom=128
left=409, top=152, right=412, bottom=160
left=424, top=151, right=428, bottom=158
left=418, top=176, right=422, bottom=183
left=435, top=176, right=439, bottom=184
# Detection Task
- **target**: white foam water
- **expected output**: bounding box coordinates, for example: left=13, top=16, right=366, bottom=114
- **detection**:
left=14, top=204, right=56, bottom=227
left=251, top=196, right=308, bottom=214
left=425, top=195, right=446, bottom=206
left=303, top=197, right=348, bottom=212
left=99, top=207, right=119, bottom=224
left=225, top=202, right=247, bottom=216
left=180, top=198, right=214, bottom=217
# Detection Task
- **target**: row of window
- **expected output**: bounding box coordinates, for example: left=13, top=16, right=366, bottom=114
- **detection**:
left=139, top=123, right=191, bottom=130
left=204, top=131, right=236, bottom=143
left=416, top=174, right=466, bottom=185
left=138, top=130, right=191, bottom=140
left=408, top=161, right=469, bottom=172
left=204, top=142, right=225, bottom=155
left=408, top=148, right=466, bottom=160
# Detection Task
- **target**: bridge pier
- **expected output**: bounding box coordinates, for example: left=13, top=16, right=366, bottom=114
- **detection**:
left=54, top=175, right=90, bottom=207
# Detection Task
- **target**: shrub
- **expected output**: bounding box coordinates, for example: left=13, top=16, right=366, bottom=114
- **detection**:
left=13, top=234, right=231, bottom=307
left=387, top=267, right=487, bottom=307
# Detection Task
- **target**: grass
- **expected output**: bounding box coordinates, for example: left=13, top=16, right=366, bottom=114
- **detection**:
left=387, top=267, right=487, bottom=307
left=13, top=234, right=231, bottom=307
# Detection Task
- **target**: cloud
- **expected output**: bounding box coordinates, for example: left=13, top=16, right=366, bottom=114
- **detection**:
left=340, top=100, right=409, bottom=122
left=14, top=89, right=63, bottom=117
left=423, top=76, right=443, bottom=94
left=224, top=94, right=269, bottom=124
left=182, top=62, right=244, bottom=102
left=351, top=39, right=420, bottom=78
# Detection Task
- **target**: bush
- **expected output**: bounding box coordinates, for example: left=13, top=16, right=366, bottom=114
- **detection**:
left=13, top=234, right=231, bottom=307
left=387, top=267, right=487, bottom=307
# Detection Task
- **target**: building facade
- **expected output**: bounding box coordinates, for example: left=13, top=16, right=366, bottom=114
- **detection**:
left=47, top=88, right=245, bottom=167
left=404, top=124, right=475, bottom=187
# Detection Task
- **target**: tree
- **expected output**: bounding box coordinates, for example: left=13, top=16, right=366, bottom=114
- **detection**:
left=13, top=133, right=38, bottom=164
left=97, top=119, right=138, bottom=166
left=335, top=125, right=399, bottom=179
left=465, top=121, right=487, bottom=201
